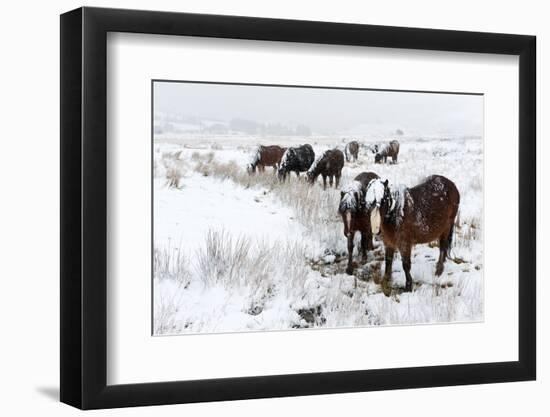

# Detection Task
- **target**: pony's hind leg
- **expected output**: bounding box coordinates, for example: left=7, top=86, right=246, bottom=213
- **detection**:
left=335, top=174, right=341, bottom=188
left=435, top=232, right=450, bottom=276
left=328, top=175, right=334, bottom=188
left=346, top=233, right=355, bottom=275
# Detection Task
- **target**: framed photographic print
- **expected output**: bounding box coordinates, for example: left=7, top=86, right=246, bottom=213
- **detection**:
left=60, top=6, right=536, bottom=410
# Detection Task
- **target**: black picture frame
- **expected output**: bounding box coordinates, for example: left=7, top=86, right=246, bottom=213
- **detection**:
left=60, top=6, right=536, bottom=410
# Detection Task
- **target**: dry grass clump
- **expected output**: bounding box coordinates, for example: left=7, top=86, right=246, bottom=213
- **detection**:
left=194, top=229, right=311, bottom=309
left=196, top=229, right=260, bottom=287
left=153, top=288, right=184, bottom=335
left=455, top=215, right=481, bottom=249
left=157, top=149, right=186, bottom=188
left=153, top=244, right=191, bottom=285
left=165, top=166, right=183, bottom=188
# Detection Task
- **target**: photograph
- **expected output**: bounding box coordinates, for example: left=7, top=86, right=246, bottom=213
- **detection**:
left=152, top=81, right=484, bottom=335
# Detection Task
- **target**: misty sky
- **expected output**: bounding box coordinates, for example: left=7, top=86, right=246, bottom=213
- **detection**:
left=154, top=81, right=483, bottom=137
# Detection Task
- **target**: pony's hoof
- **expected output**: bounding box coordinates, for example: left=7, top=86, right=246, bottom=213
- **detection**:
left=435, top=265, right=444, bottom=276
left=381, top=278, right=392, bottom=297
left=404, top=284, right=413, bottom=292
left=345, top=267, right=354, bottom=275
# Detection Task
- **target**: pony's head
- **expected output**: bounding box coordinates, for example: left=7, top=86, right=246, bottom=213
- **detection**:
left=246, top=163, right=256, bottom=174
left=277, top=149, right=292, bottom=181
left=339, top=181, right=364, bottom=237
left=365, top=178, right=393, bottom=235
left=374, top=153, right=383, bottom=163
left=339, top=182, right=364, bottom=215
left=277, top=165, right=286, bottom=181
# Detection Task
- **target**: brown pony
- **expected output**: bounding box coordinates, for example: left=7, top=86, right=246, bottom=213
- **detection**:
left=306, top=149, right=345, bottom=189
left=365, top=175, right=460, bottom=292
left=247, top=145, right=286, bottom=174
left=344, top=141, right=360, bottom=162
left=374, top=140, right=400, bottom=164
left=338, top=172, right=380, bottom=275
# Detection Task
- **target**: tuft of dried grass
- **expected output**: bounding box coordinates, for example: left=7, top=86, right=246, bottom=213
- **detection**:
left=154, top=244, right=191, bottom=285
left=195, top=229, right=311, bottom=296
left=165, top=166, right=183, bottom=188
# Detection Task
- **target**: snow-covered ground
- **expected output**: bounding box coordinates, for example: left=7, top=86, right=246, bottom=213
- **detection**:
left=153, top=135, right=483, bottom=335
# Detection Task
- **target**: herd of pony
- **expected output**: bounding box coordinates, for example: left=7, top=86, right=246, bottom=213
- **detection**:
left=246, top=139, right=460, bottom=294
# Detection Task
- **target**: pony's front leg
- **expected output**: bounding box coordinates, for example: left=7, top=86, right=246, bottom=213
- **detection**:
left=379, top=246, right=394, bottom=295
left=328, top=175, right=334, bottom=188
left=361, top=226, right=374, bottom=254
left=360, top=231, right=370, bottom=261
left=335, top=174, right=341, bottom=188
left=322, top=175, right=327, bottom=190
left=345, top=233, right=355, bottom=275
left=401, top=245, right=413, bottom=292
left=382, top=247, right=394, bottom=281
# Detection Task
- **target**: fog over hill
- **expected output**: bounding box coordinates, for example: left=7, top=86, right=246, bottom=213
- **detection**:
left=154, top=81, right=483, bottom=138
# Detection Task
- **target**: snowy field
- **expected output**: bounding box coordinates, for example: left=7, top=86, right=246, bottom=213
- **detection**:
left=153, top=134, right=483, bottom=335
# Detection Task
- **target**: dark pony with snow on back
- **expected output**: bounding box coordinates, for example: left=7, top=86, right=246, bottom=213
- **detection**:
left=306, top=148, right=345, bottom=189
left=344, top=141, right=360, bottom=162
left=277, top=144, right=315, bottom=181
left=365, top=175, right=460, bottom=293
left=374, top=140, right=400, bottom=164
left=339, top=172, right=380, bottom=275
left=247, top=145, right=286, bottom=174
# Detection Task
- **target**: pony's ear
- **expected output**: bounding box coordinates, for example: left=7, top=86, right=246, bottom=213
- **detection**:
left=354, top=191, right=359, bottom=202
left=340, top=191, right=345, bottom=199
left=383, top=179, right=389, bottom=187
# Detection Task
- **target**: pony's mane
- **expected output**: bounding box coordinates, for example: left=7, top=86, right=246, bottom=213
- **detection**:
left=390, top=184, right=413, bottom=226
left=365, top=178, right=385, bottom=206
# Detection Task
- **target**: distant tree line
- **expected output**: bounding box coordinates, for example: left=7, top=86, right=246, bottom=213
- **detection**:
left=203, top=118, right=311, bottom=136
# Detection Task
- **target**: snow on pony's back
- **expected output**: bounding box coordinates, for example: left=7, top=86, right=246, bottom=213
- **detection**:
left=307, top=150, right=330, bottom=174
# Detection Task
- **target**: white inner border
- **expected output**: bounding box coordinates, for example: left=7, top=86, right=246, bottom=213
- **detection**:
left=107, top=32, right=518, bottom=385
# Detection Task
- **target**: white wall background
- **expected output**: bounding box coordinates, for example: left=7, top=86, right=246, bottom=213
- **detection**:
left=0, top=0, right=545, bottom=415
